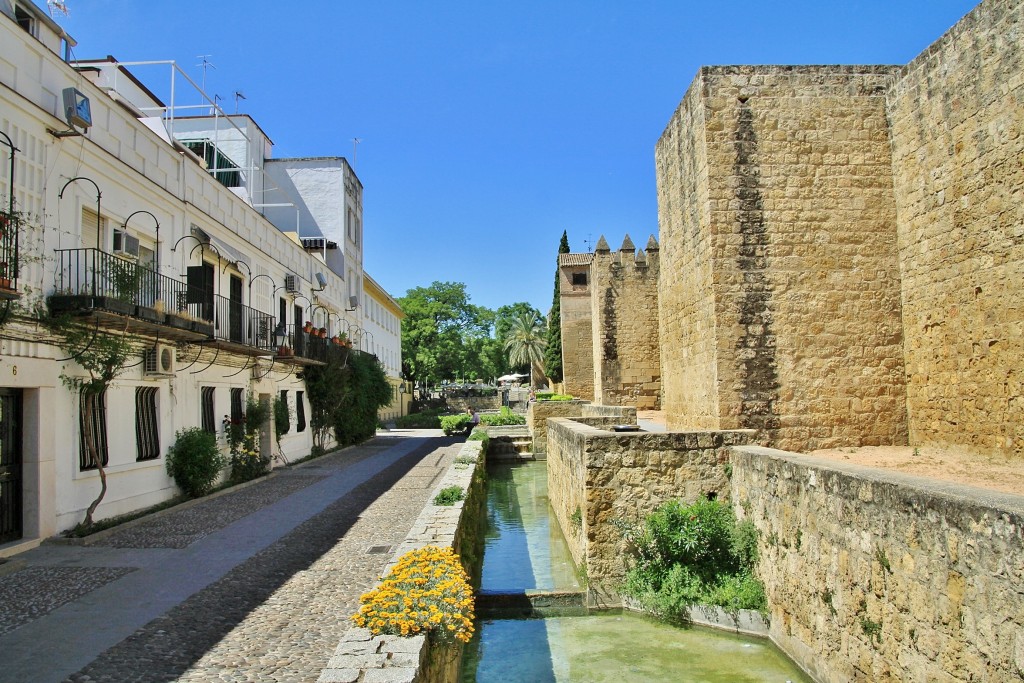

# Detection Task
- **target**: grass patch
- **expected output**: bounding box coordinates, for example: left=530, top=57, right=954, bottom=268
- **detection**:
left=433, top=485, right=465, bottom=506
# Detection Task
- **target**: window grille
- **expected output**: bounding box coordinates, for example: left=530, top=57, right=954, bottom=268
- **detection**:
left=296, top=391, right=306, bottom=433
left=201, top=386, right=216, bottom=434
left=135, top=387, right=160, bottom=461
left=79, top=388, right=109, bottom=470
left=230, top=387, right=244, bottom=423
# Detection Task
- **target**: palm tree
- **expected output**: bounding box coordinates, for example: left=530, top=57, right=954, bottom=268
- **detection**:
left=504, top=313, right=547, bottom=389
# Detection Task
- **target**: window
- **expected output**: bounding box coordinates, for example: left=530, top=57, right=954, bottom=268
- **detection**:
left=15, top=5, right=36, bottom=36
left=296, top=391, right=306, bottom=432
left=201, top=386, right=216, bottom=433
left=571, top=272, right=588, bottom=286
left=230, top=388, right=244, bottom=423
left=279, top=390, right=289, bottom=433
left=135, top=387, right=160, bottom=461
left=79, top=388, right=109, bottom=470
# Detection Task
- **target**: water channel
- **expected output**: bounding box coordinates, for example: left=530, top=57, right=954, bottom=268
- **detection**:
left=460, top=460, right=813, bottom=682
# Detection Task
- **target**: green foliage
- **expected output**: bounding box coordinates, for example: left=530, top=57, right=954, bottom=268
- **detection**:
left=569, top=505, right=583, bottom=532
left=621, top=499, right=767, bottom=619
left=495, top=303, right=543, bottom=375
left=479, top=406, right=526, bottom=426
left=398, top=282, right=478, bottom=386
left=467, top=430, right=489, bottom=452
left=273, top=395, right=291, bottom=444
left=110, top=258, right=141, bottom=302
left=504, top=313, right=547, bottom=387
left=305, top=351, right=393, bottom=450
left=543, top=230, right=570, bottom=383
left=433, top=485, right=465, bottom=506
left=536, top=392, right=573, bottom=401
left=394, top=410, right=443, bottom=429
left=227, top=395, right=271, bottom=485
left=441, top=413, right=472, bottom=435
left=165, top=428, right=225, bottom=498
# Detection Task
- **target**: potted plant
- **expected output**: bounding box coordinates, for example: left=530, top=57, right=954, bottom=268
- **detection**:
left=318, top=327, right=327, bottom=338
left=0, top=262, right=10, bottom=290
left=277, top=345, right=293, bottom=357
left=303, top=321, right=314, bottom=334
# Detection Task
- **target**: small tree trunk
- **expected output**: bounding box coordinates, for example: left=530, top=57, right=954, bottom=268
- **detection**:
left=80, top=397, right=107, bottom=528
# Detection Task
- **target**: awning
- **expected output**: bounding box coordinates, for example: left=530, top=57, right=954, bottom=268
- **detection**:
left=190, top=225, right=249, bottom=268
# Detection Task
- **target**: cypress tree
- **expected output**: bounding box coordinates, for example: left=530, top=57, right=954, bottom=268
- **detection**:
left=543, top=231, right=570, bottom=383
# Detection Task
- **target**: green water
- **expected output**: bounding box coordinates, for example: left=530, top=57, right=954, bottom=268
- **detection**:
left=463, top=612, right=813, bottom=682
left=465, top=461, right=813, bottom=683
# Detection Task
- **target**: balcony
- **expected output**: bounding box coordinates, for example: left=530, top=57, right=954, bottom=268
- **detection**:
left=48, top=249, right=275, bottom=356
left=272, top=323, right=327, bottom=366
left=0, top=211, right=21, bottom=301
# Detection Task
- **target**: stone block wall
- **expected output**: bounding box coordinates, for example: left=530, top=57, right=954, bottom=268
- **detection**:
left=545, top=418, right=753, bottom=601
left=656, top=74, right=719, bottom=431
left=590, top=236, right=662, bottom=410
left=527, top=399, right=589, bottom=454
left=558, top=254, right=596, bottom=401
left=887, top=0, right=1024, bottom=457
left=656, top=65, right=910, bottom=452
left=581, top=403, right=637, bottom=423
left=731, top=446, right=1024, bottom=683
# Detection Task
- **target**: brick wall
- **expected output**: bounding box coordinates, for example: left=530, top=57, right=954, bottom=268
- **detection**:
left=657, top=66, right=910, bottom=452
left=888, top=0, right=1024, bottom=457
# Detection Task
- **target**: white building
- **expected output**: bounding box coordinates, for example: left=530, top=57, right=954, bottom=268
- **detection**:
left=362, top=274, right=409, bottom=422
left=0, top=0, right=403, bottom=552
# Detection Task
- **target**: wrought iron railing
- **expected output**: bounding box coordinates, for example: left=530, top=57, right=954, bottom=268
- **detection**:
left=52, top=249, right=277, bottom=352
left=212, top=294, right=276, bottom=352
left=0, top=210, right=20, bottom=293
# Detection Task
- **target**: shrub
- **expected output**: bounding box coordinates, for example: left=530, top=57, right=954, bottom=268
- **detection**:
left=394, top=410, right=443, bottom=429
left=440, top=413, right=473, bottom=435
left=479, top=406, right=526, bottom=426
left=352, top=546, right=475, bottom=643
left=273, top=395, right=291, bottom=444
left=433, top=485, right=465, bottom=506
left=536, top=392, right=573, bottom=401
left=165, top=428, right=225, bottom=497
left=467, top=429, right=489, bottom=453
left=620, top=499, right=767, bottom=619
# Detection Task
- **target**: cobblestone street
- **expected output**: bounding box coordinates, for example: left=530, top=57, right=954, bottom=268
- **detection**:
left=0, top=431, right=461, bottom=683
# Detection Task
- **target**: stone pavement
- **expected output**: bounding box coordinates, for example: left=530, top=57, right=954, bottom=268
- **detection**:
left=0, top=430, right=462, bottom=683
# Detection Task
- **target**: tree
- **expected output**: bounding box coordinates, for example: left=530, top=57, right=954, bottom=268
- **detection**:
left=48, top=318, right=136, bottom=528
left=504, top=313, right=547, bottom=389
left=398, top=282, right=476, bottom=388
left=543, top=230, right=570, bottom=384
left=494, top=303, right=543, bottom=375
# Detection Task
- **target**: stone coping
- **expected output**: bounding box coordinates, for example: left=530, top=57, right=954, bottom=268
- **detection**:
left=317, top=439, right=485, bottom=683
left=548, top=416, right=756, bottom=444
left=734, top=445, right=1024, bottom=514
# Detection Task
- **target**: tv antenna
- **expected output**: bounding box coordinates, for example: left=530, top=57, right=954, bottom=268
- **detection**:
left=47, top=1, right=69, bottom=17
left=233, top=90, right=246, bottom=113
left=583, top=233, right=593, bottom=252
left=196, top=55, right=216, bottom=93
left=352, top=137, right=362, bottom=168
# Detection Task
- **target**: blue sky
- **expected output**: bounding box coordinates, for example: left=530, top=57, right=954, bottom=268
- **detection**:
left=55, top=1, right=978, bottom=314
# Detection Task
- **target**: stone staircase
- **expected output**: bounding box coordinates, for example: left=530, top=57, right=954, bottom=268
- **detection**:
left=484, top=425, right=535, bottom=460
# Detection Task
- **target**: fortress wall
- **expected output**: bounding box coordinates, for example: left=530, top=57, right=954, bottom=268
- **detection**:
left=887, top=0, right=1024, bottom=458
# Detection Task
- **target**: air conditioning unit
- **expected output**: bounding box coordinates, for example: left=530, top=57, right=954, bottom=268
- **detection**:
left=113, top=231, right=140, bottom=258
left=144, top=344, right=176, bottom=377
left=284, top=274, right=298, bottom=293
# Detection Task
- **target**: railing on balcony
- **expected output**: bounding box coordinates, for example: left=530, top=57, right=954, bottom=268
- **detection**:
left=53, top=248, right=201, bottom=318
left=52, top=248, right=277, bottom=353
left=211, top=294, right=276, bottom=353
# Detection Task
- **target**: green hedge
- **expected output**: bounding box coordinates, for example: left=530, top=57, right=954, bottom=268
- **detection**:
left=395, top=410, right=444, bottom=429
left=536, top=392, right=574, bottom=401
left=479, top=407, right=526, bottom=426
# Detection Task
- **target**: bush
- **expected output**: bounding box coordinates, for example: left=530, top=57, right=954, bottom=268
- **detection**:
left=165, top=428, right=225, bottom=498
left=479, top=406, right=526, bottom=426
left=467, top=429, right=489, bottom=453
left=440, top=413, right=472, bottom=435
left=620, top=499, right=767, bottom=619
left=433, top=485, right=465, bottom=506
left=394, top=410, right=443, bottom=429
left=536, top=392, right=573, bottom=401
left=351, top=546, right=475, bottom=643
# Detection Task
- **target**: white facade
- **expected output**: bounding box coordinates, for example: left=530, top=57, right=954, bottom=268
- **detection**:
left=362, top=273, right=406, bottom=421
left=0, top=3, right=401, bottom=550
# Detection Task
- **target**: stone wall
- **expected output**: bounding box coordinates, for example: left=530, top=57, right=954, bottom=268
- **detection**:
left=558, top=254, right=596, bottom=400
left=590, top=236, right=662, bottom=410
left=545, top=418, right=753, bottom=602
left=446, top=395, right=501, bottom=413
left=656, top=65, right=909, bottom=452
left=887, top=0, right=1024, bottom=457
left=731, top=445, right=1024, bottom=683
left=527, top=399, right=589, bottom=454
left=581, top=403, right=637, bottom=423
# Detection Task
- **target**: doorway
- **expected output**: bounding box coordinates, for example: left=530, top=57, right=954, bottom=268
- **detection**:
left=0, top=388, right=23, bottom=543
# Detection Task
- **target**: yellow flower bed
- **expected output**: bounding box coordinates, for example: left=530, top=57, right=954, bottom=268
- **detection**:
left=352, top=545, right=475, bottom=643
